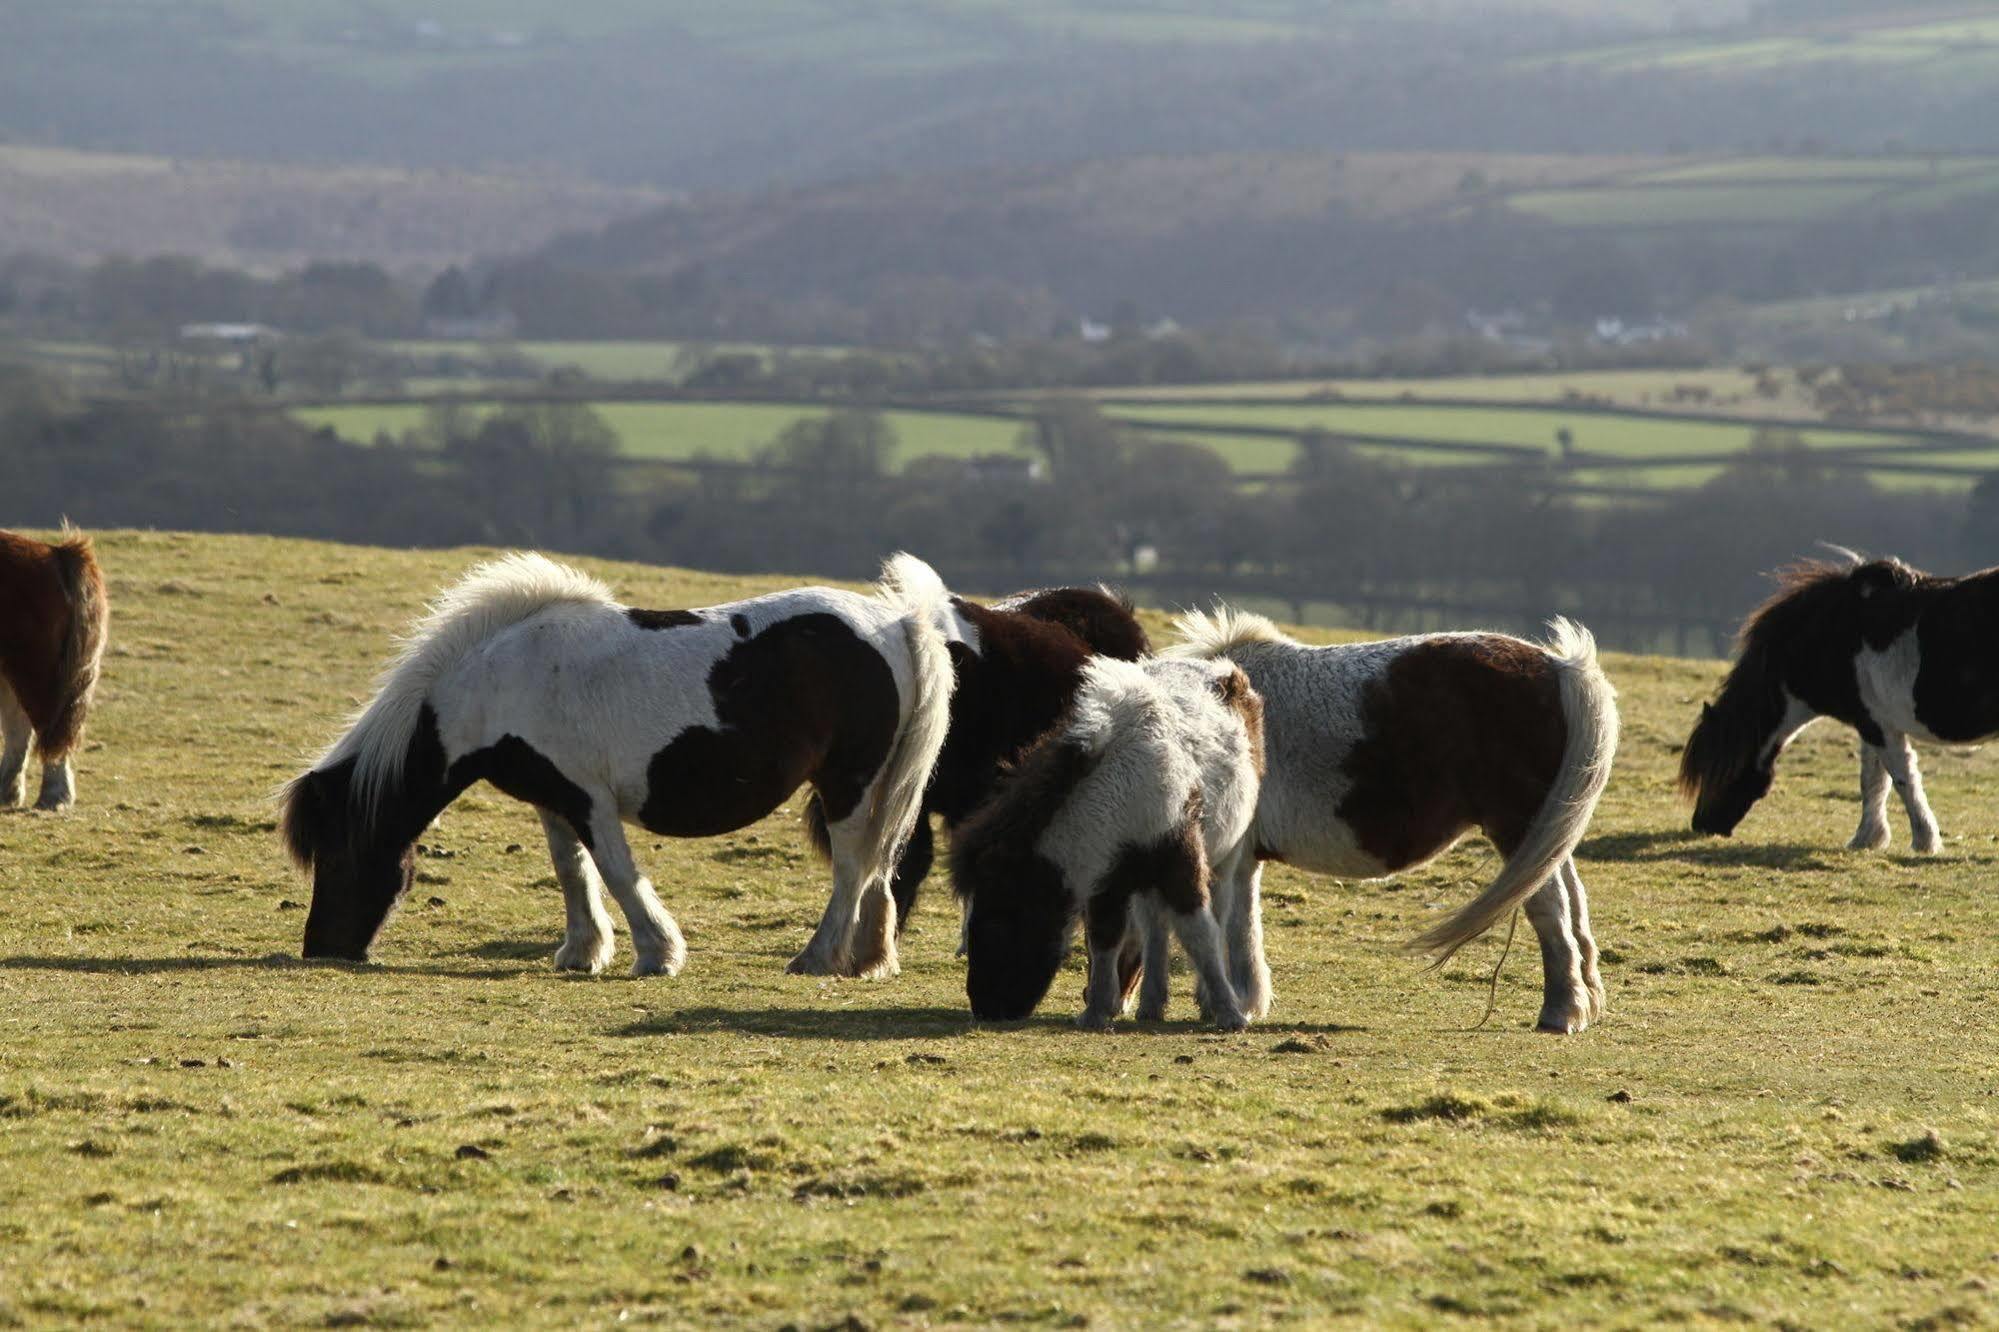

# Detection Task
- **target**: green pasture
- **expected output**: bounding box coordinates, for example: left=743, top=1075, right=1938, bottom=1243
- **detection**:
left=1, top=531, right=1997, bottom=1326
left=1092, top=368, right=1775, bottom=408
left=1106, top=401, right=1901, bottom=465
left=1542, top=17, right=1999, bottom=83
left=387, top=340, right=847, bottom=383
left=295, top=401, right=1027, bottom=468
left=1507, top=182, right=1887, bottom=227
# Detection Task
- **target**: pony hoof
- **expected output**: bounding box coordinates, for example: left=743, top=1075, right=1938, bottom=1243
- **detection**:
left=1536, top=1011, right=1587, bottom=1035
left=1848, top=827, right=1890, bottom=851
left=1911, top=833, right=1942, bottom=855
left=552, top=937, right=614, bottom=974
left=785, top=951, right=840, bottom=976
left=1075, top=1011, right=1115, bottom=1032
left=1210, top=1010, right=1249, bottom=1033
left=1135, top=1002, right=1166, bottom=1022
left=630, top=948, right=684, bottom=978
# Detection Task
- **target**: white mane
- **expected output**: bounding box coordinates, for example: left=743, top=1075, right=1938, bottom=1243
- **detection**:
left=1167, top=604, right=1293, bottom=660
left=318, top=553, right=621, bottom=810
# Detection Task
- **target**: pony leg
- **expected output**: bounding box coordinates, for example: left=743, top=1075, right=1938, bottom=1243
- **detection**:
left=583, top=809, right=685, bottom=977
left=1167, top=906, right=1247, bottom=1032
left=788, top=807, right=898, bottom=979
left=1880, top=734, right=1941, bottom=854
left=543, top=810, right=616, bottom=974
left=1524, top=873, right=1590, bottom=1034
left=1134, top=899, right=1172, bottom=1021
left=0, top=683, right=28, bottom=808
left=34, top=754, right=75, bottom=811
left=1561, top=859, right=1605, bottom=1023
left=1078, top=894, right=1132, bottom=1030
left=1217, top=851, right=1271, bottom=1021
left=1849, top=744, right=1892, bottom=850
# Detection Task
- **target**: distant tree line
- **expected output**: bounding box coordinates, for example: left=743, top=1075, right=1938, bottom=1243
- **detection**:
left=5, top=368, right=1993, bottom=654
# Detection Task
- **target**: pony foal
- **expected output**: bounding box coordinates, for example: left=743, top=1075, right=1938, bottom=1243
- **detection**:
left=954, top=655, right=1265, bottom=1031
left=0, top=527, right=109, bottom=811
left=1683, top=552, right=1999, bottom=852
left=1168, top=610, right=1618, bottom=1034
left=281, top=552, right=955, bottom=977
left=802, top=584, right=1151, bottom=934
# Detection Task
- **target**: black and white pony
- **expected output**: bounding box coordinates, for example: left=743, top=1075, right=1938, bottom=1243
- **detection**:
left=0, top=527, right=108, bottom=811
left=281, top=552, right=955, bottom=978
left=1682, top=552, right=1999, bottom=852
left=803, top=585, right=1151, bottom=935
left=1163, top=609, right=1619, bottom=1034
left=953, top=655, right=1266, bottom=1031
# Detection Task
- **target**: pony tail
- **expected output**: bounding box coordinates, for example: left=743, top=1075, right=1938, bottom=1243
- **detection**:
left=855, top=554, right=957, bottom=906
left=39, top=530, right=108, bottom=760
left=1410, top=617, right=1620, bottom=962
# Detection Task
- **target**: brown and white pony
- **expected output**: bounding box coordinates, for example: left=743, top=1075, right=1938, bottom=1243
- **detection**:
left=1165, top=609, right=1619, bottom=1034
left=802, top=585, right=1151, bottom=933
left=1682, top=552, right=1999, bottom=853
left=0, top=527, right=109, bottom=811
left=281, top=552, right=955, bottom=978
left=954, top=656, right=1266, bottom=1031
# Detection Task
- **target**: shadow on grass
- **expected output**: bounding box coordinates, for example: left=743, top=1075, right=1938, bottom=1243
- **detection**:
left=615, top=1005, right=977, bottom=1040
left=616, top=1006, right=1378, bottom=1040
left=1578, top=828, right=1836, bottom=869
left=0, top=954, right=537, bottom=980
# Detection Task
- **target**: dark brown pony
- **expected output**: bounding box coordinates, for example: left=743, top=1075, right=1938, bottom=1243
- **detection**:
left=804, top=585, right=1151, bottom=933
left=0, top=527, right=109, bottom=810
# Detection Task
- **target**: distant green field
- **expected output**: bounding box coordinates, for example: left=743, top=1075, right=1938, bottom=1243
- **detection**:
left=296, top=401, right=1026, bottom=468
left=296, top=393, right=1991, bottom=490
left=1544, top=16, right=1999, bottom=85
left=1509, top=182, right=1887, bottom=227
left=1094, top=368, right=1774, bottom=408
left=388, top=340, right=846, bottom=383
left=1106, top=402, right=1899, bottom=464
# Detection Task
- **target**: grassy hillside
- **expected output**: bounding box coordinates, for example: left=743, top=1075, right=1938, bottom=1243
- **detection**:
left=0, top=531, right=1995, bottom=1325
left=0, top=145, right=664, bottom=269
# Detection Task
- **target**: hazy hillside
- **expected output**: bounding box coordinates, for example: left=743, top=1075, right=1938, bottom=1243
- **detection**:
left=0, top=146, right=666, bottom=270
left=6, top=3, right=1994, bottom=190
left=517, top=148, right=1999, bottom=335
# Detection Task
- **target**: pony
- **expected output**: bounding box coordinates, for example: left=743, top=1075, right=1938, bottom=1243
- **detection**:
left=0, top=527, right=109, bottom=811
left=1681, top=552, right=1999, bottom=853
left=1166, top=610, right=1619, bottom=1034
left=801, top=585, right=1152, bottom=935
left=280, top=552, right=955, bottom=978
left=954, top=655, right=1266, bottom=1031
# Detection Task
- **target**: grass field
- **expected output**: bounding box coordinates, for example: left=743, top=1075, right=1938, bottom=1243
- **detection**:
left=295, top=402, right=1026, bottom=467
left=1105, top=402, right=1900, bottom=464
left=388, top=341, right=847, bottom=383
left=1, top=531, right=1996, bottom=1325
left=1090, top=368, right=1779, bottom=408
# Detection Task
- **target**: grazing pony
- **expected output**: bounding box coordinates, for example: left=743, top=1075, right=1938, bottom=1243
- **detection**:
left=281, top=552, right=955, bottom=978
left=803, top=585, right=1151, bottom=933
left=0, top=528, right=109, bottom=811
left=1166, top=610, right=1619, bottom=1034
left=954, top=655, right=1265, bottom=1031
left=1682, top=552, right=1999, bottom=853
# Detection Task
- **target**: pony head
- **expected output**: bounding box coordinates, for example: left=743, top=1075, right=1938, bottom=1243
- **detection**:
left=963, top=857, right=1073, bottom=1021
left=1683, top=696, right=1781, bottom=837
left=281, top=759, right=418, bottom=961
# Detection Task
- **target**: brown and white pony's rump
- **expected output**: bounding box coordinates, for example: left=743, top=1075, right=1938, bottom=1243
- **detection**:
left=955, top=656, right=1264, bottom=1032
left=800, top=583, right=1151, bottom=935
left=1170, top=610, right=1619, bottom=1034
left=0, top=527, right=109, bottom=810
left=281, top=552, right=955, bottom=978
left=1680, top=553, right=1999, bottom=854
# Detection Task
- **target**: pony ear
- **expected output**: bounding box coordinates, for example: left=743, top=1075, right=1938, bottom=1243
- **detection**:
left=1700, top=701, right=1713, bottom=718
